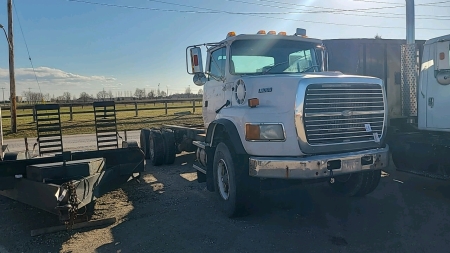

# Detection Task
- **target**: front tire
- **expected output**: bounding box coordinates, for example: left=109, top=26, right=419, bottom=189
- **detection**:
left=329, top=170, right=381, bottom=197
left=212, top=142, right=260, bottom=218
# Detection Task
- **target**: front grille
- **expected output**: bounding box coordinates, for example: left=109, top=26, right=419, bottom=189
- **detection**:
left=303, top=83, right=385, bottom=146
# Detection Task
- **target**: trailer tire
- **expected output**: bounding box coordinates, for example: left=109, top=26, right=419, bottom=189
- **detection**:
left=329, top=169, right=381, bottom=197
left=212, top=142, right=260, bottom=218
left=162, top=129, right=176, bottom=165
left=140, top=129, right=151, bottom=159
left=149, top=129, right=165, bottom=166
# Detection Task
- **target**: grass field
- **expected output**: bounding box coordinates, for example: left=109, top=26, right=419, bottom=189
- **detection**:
left=1, top=101, right=204, bottom=139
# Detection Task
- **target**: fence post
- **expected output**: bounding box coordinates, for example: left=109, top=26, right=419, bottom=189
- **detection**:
left=165, top=101, right=168, bottom=115
left=32, top=107, right=36, bottom=123
left=192, top=100, right=195, bottom=113
left=135, top=102, right=138, bottom=117
left=69, top=105, right=73, bottom=121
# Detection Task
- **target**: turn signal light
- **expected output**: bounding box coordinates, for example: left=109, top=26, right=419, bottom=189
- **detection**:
left=440, top=52, right=445, bottom=60
left=257, top=30, right=266, bottom=34
left=268, top=30, right=276, bottom=35
left=245, top=124, right=260, bottom=140
left=278, top=32, right=286, bottom=35
left=248, top=98, right=259, bottom=108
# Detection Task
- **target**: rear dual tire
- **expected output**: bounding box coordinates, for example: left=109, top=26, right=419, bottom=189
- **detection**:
left=148, top=129, right=176, bottom=166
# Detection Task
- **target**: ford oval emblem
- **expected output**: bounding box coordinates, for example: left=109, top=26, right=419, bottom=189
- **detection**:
left=341, top=110, right=353, bottom=117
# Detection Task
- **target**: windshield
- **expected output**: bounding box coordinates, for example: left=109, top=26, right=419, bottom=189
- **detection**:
left=230, top=39, right=321, bottom=75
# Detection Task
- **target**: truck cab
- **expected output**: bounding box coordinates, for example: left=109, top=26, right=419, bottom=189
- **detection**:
left=185, top=28, right=390, bottom=217
left=418, top=35, right=450, bottom=131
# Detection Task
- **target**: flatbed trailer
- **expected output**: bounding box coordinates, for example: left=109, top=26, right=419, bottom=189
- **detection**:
left=0, top=101, right=145, bottom=226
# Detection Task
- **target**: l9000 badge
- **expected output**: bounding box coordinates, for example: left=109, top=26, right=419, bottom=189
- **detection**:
left=258, top=88, right=272, bottom=93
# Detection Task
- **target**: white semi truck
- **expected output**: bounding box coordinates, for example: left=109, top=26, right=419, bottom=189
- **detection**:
left=140, top=28, right=390, bottom=217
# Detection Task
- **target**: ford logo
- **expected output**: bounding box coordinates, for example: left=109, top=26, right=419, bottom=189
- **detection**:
left=341, top=110, right=353, bottom=117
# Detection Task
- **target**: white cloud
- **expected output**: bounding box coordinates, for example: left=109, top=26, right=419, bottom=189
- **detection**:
left=0, top=67, right=119, bottom=95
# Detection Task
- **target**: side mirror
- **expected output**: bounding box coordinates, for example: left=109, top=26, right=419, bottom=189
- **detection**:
left=187, top=47, right=204, bottom=74
left=193, top=73, right=207, bottom=86
left=436, top=41, right=449, bottom=71
left=435, top=41, right=450, bottom=85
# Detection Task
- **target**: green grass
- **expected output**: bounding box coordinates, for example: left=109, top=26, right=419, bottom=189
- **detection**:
left=1, top=101, right=204, bottom=139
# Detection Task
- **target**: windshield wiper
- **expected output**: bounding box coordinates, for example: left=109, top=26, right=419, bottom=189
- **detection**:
left=299, top=65, right=320, bottom=73
left=262, top=61, right=289, bottom=75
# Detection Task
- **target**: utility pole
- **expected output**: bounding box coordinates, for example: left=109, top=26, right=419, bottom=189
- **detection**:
left=7, top=0, right=17, bottom=133
left=0, top=87, right=5, bottom=104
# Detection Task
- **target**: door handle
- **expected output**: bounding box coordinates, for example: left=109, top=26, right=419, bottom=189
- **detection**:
left=428, top=97, right=434, bottom=108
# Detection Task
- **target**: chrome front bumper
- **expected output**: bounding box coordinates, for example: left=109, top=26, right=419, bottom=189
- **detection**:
left=248, top=145, right=389, bottom=179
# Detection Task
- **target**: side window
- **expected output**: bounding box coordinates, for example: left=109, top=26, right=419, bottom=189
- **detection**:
left=208, top=47, right=226, bottom=80
left=287, top=50, right=314, bottom=72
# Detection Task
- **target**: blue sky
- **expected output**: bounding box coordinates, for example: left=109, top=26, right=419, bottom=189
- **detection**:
left=0, top=0, right=448, bottom=98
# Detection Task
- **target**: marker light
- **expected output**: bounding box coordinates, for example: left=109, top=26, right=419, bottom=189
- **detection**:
left=267, top=30, right=276, bottom=35
left=257, top=30, right=266, bottom=34
left=278, top=32, right=286, bottom=35
left=440, top=52, right=445, bottom=60
left=227, top=31, right=236, bottom=38
left=248, top=98, right=259, bottom=108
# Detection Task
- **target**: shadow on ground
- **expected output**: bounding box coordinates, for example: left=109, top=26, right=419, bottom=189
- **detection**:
left=1, top=153, right=450, bottom=253
left=94, top=154, right=450, bottom=253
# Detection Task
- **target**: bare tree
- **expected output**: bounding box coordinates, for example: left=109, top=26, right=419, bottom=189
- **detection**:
left=62, top=91, right=71, bottom=102
left=134, top=88, right=145, bottom=99
left=147, top=90, right=155, bottom=99
left=197, top=89, right=203, bottom=95
left=108, top=90, right=114, bottom=100
left=374, top=34, right=382, bottom=39
left=23, top=91, right=44, bottom=104
left=79, top=92, right=90, bottom=102
left=97, top=90, right=108, bottom=100
left=185, top=86, right=191, bottom=95
left=160, top=90, right=167, bottom=97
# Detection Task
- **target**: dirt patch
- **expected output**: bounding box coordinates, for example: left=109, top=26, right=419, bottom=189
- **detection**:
left=0, top=153, right=450, bottom=253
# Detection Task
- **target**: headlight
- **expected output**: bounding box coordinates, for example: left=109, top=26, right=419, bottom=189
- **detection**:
left=245, top=123, right=285, bottom=141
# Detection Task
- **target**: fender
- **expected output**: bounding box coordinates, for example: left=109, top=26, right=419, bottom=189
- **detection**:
left=205, top=118, right=246, bottom=155
left=204, top=118, right=247, bottom=192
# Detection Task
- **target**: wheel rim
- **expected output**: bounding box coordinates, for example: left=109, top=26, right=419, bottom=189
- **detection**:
left=217, top=159, right=230, bottom=200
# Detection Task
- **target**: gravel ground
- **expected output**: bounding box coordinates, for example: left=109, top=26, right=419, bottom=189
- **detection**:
left=0, top=152, right=450, bottom=253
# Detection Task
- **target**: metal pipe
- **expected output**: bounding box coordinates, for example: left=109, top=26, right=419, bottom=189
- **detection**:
left=406, top=0, right=415, bottom=45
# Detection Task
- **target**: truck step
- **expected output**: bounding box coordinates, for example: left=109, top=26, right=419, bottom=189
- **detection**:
left=192, top=141, right=206, bottom=149
left=193, top=163, right=206, bottom=174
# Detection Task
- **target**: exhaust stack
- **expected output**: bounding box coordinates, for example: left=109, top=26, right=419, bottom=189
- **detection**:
left=401, top=0, right=417, bottom=119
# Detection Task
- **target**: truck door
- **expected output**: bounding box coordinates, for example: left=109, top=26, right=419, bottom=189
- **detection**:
left=426, top=41, right=450, bottom=129
left=203, top=47, right=227, bottom=126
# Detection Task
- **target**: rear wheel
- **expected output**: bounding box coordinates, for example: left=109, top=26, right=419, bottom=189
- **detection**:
left=140, top=129, right=151, bottom=159
left=149, top=129, right=165, bottom=166
left=162, top=129, right=176, bottom=165
left=329, top=170, right=381, bottom=197
left=213, top=142, right=260, bottom=218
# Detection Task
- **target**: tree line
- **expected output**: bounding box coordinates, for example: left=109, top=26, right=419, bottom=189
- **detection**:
left=20, top=87, right=203, bottom=104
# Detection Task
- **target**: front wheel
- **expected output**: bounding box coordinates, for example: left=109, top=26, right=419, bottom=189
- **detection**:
left=329, top=170, right=381, bottom=197
left=212, top=142, right=260, bottom=218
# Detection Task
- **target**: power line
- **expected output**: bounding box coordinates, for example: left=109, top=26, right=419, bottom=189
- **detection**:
left=226, top=0, right=449, bottom=19
left=353, top=0, right=450, bottom=6
left=150, top=0, right=450, bottom=20
left=12, top=1, right=43, bottom=95
left=68, top=0, right=450, bottom=30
